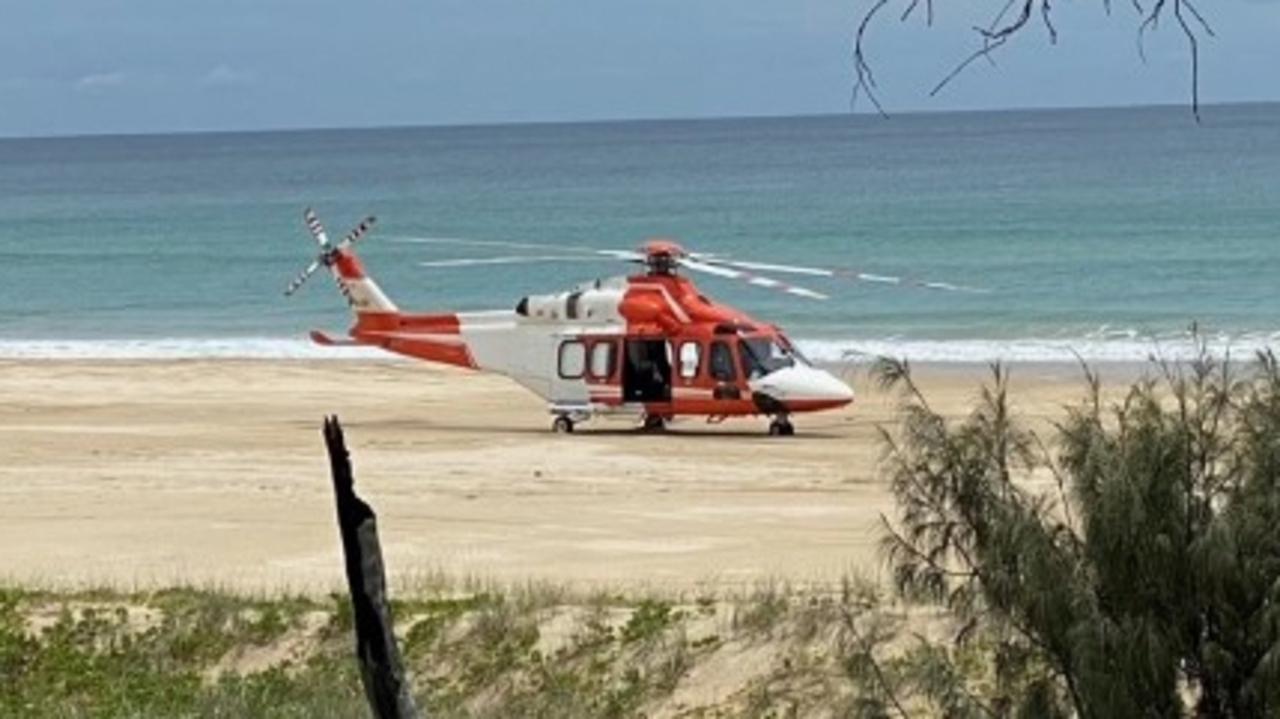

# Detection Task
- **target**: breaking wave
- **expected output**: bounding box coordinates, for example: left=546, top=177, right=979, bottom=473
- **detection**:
left=0, top=330, right=1275, bottom=363
left=0, top=338, right=388, bottom=360
left=795, top=331, right=1280, bottom=365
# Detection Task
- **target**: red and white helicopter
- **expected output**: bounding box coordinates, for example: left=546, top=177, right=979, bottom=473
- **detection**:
left=285, top=209, right=966, bottom=435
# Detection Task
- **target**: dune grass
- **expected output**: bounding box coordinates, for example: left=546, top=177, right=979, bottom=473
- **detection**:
left=1, top=577, right=922, bottom=718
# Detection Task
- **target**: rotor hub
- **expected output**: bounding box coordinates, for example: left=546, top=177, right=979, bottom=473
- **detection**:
left=639, top=237, right=686, bottom=276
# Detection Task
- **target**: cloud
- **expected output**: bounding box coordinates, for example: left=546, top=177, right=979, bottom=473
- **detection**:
left=202, top=64, right=254, bottom=87
left=75, top=71, right=126, bottom=91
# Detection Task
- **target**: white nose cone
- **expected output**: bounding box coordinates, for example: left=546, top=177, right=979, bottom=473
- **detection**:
left=750, top=366, right=855, bottom=409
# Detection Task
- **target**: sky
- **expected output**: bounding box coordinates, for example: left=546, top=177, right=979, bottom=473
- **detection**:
left=1, top=0, right=1277, bottom=137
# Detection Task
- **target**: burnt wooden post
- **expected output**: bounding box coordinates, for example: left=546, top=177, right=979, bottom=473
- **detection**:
left=323, top=416, right=421, bottom=719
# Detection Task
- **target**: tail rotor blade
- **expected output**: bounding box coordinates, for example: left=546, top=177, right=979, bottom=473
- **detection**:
left=337, top=216, right=377, bottom=250
left=678, top=257, right=829, bottom=300
left=303, top=207, right=331, bottom=248
left=284, top=258, right=323, bottom=296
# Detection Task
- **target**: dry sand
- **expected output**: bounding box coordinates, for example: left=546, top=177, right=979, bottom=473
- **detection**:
left=0, top=359, right=1112, bottom=594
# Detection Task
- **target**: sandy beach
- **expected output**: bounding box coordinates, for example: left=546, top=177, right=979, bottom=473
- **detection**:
left=0, top=359, right=1113, bottom=593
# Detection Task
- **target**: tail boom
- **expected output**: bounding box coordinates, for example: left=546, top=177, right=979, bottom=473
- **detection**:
left=347, top=311, right=478, bottom=369
left=311, top=308, right=480, bottom=370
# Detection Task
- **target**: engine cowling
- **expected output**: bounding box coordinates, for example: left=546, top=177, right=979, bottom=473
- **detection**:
left=515, top=287, right=625, bottom=324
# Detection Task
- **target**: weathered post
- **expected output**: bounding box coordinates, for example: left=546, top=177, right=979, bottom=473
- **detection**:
left=323, top=416, right=421, bottom=719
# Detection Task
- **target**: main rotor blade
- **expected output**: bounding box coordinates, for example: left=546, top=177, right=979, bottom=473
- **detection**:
left=402, top=237, right=827, bottom=299
left=303, top=207, right=331, bottom=248
left=418, top=255, right=622, bottom=269
left=284, top=258, right=322, bottom=296
left=678, top=257, right=828, bottom=300
left=696, top=256, right=986, bottom=293
left=394, top=236, right=644, bottom=263
left=392, top=235, right=599, bottom=254
left=337, top=216, right=377, bottom=250
left=395, top=235, right=980, bottom=293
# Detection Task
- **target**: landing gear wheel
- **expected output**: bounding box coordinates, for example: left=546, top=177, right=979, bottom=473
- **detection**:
left=642, top=415, right=667, bottom=432
left=768, top=417, right=795, bottom=437
left=552, top=415, right=575, bottom=434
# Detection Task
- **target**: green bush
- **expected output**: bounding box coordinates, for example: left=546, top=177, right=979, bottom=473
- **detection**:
left=870, top=347, right=1280, bottom=717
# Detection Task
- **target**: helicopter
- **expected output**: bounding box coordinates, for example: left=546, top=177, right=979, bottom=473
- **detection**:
left=285, top=209, right=968, bottom=435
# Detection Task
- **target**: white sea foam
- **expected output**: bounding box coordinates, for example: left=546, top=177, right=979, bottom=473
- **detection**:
left=0, top=333, right=1275, bottom=364
left=795, top=334, right=1280, bottom=365
left=0, top=338, right=388, bottom=360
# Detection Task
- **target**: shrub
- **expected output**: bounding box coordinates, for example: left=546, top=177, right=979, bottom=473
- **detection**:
left=870, top=346, right=1280, bottom=717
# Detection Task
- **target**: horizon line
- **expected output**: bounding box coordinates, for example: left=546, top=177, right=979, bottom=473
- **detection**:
left=3, top=99, right=1277, bottom=143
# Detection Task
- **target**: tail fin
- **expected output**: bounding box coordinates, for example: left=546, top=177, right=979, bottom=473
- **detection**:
left=329, top=244, right=398, bottom=314
left=284, top=208, right=398, bottom=315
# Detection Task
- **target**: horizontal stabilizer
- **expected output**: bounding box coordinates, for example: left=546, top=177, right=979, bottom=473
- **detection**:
left=310, top=330, right=362, bottom=347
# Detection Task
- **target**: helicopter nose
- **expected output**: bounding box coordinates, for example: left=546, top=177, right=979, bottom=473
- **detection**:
left=751, top=366, right=854, bottom=412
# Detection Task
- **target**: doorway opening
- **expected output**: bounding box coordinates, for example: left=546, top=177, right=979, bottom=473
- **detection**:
left=622, top=339, right=672, bottom=403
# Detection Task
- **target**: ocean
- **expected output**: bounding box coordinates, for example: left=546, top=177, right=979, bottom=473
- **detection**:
left=2, top=103, right=1278, bottom=363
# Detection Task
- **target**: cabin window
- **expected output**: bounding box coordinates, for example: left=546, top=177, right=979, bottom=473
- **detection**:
left=589, top=340, right=616, bottom=380
left=709, top=340, right=736, bottom=382
left=678, top=342, right=701, bottom=379
left=558, top=340, right=586, bottom=379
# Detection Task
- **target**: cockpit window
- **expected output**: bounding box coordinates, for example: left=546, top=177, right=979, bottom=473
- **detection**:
left=738, top=337, right=803, bottom=379
left=776, top=334, right=812, bottom=365
left=709, top=341, right=736, bottom=382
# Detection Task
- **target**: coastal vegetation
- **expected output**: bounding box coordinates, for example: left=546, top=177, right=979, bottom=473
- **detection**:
left=6, top=347, right=1279, bottom=717
left=868, top=346, right=1280, bottom=717
left=2, top=577, right=932, bottom=717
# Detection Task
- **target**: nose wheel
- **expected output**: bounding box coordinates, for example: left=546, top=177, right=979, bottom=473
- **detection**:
left=552, top=415, right=575, bottom=434
left=768, top=416, right=795, bottom=437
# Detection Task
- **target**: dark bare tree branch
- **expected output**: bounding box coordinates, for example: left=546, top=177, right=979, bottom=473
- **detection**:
left=853, top=0, right=1215, bottom=119
left=852, top=0, right=893, bottom=117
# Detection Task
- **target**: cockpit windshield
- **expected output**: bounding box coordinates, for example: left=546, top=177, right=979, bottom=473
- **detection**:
left=738, top=336, right=807, bottom=379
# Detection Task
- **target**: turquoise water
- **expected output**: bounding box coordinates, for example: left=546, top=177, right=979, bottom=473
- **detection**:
left=2, top=104, right=1278, bottom=361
